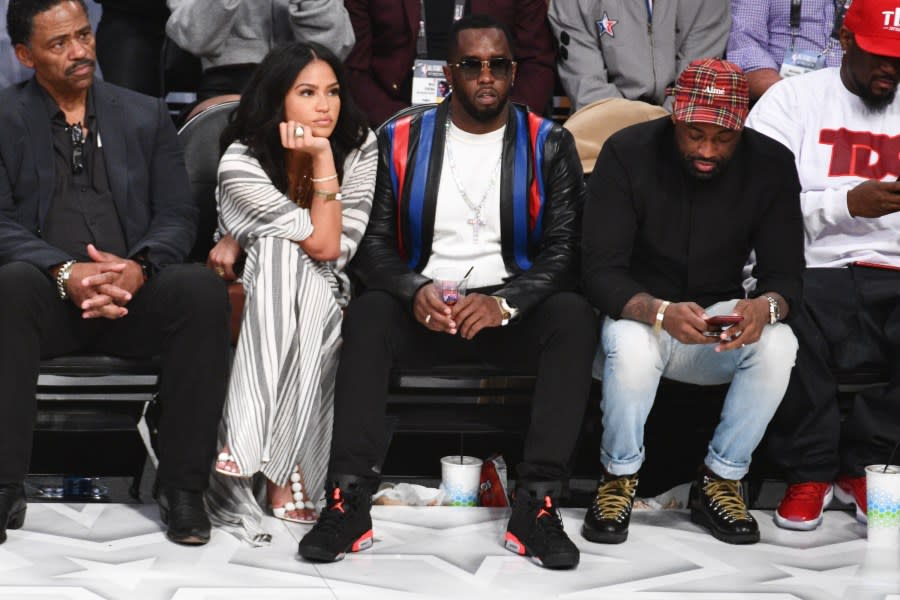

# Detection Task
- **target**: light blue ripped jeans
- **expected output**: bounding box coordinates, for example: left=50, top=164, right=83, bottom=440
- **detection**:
left=595, top=300, right=798, bottom=481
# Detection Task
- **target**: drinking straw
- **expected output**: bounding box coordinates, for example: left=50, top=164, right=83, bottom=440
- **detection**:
left=884, top=438, right=900, bottom=473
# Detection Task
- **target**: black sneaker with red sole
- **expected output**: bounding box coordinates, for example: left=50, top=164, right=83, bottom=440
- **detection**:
left=298, top=476, right=374, bottom=562
left=504, top=488, right=579, bottom=569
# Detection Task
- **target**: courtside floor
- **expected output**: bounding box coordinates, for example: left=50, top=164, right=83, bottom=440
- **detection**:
left=0, top=498, right=896, bottom=600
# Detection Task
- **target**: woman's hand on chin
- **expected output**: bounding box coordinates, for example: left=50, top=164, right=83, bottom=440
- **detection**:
left=279, top=120, right=331, bottom=157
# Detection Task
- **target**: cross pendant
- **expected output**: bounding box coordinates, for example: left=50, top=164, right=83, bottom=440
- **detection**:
left=467, top=212, right=486, bottom=241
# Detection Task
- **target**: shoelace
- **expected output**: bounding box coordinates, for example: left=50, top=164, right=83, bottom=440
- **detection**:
left=593, top=476, right=637, bottom=521
left=703, top=478, right=751, bottom=522
left=314, top=488, right=351, bottom=535
left=534, top=496, right=570, bottom=546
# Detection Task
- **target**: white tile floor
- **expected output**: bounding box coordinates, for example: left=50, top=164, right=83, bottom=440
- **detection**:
left=1, top=501, right=899, bottom=600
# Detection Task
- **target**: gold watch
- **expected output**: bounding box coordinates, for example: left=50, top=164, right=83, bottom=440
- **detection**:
left=492, top=296, right=518, bottom=326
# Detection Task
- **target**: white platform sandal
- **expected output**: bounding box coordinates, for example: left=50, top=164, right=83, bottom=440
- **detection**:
left=270, top=467, right=319, bottom=524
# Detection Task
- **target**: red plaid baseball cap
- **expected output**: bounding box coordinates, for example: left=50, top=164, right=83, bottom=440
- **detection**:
left=670, top=59, right=750, bottom=131
left=844, top=0, right=900, bottom=58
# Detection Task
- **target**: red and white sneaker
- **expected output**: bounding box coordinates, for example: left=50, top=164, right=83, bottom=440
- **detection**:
left=774, top=482, right=833, bottom=531
left=834, top=475, right=867, bottom=524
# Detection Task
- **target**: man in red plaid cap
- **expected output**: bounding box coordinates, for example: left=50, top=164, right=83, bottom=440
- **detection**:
left=580, top=58, right=805, bottom=545
left=747, top=0, right=900, bottom=533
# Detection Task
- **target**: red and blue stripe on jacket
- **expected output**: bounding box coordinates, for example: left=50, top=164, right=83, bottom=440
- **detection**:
left=384, top=105, right=554, bottom=271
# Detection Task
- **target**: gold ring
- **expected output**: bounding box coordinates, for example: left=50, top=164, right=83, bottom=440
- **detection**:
left=214, top=266, right=225, bottom=277
left=425, top=314, right=432, bottom=324
left=294, top=125, right=304, bottom=138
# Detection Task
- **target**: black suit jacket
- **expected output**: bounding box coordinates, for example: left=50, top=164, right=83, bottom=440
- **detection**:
left=0, top=78, right=196, bottom=272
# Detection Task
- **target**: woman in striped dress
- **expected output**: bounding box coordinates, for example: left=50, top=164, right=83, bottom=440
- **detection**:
left=204, top=42, right=377, bottom=544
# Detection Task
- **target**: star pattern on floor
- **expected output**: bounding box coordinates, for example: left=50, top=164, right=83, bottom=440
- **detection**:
left=0, top=503, right=898, bottom=599
left=55, top=557, right=163, bottom=591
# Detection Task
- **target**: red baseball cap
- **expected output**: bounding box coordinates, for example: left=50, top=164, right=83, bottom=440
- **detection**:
left=844, top=0, right=900, bottom=58
left=670, top=59, right=749, bottom=131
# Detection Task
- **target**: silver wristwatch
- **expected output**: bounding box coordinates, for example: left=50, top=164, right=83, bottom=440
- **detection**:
left=764, top=295, right=781, bottom=325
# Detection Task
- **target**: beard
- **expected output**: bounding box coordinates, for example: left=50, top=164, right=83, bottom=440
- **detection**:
left=679, top=152, right=731, bottom=180
left=454, top=87, right=508, bottom=123
left=859, top=84, right=897, bottom=113
left=845, top=61, right=898, bottom=113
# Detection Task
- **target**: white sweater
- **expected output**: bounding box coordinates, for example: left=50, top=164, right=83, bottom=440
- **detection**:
left=746, top=68, right=900, bottom=268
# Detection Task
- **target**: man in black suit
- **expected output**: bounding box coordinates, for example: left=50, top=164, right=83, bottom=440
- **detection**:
left=0, top=0, right=229, bottom=545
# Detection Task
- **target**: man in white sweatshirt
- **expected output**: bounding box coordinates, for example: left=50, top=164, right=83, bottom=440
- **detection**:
left=745, top=0, right=900, bottom=532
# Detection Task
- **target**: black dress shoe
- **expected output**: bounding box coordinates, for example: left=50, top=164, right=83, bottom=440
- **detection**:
left=582, top=471, right=638, bottom=544
left=689, top=470, right=759, bottom=544
left=0, top=482, right=26, bottom=544
left=155, top=486, right=211, bottom=545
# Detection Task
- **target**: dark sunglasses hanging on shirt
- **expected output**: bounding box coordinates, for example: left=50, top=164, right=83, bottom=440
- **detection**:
left=67, top=123, right=85, bottom=175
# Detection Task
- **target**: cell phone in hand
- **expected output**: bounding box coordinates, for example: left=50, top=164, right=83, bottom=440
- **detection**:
left=704, top=315, right=744, bottom=337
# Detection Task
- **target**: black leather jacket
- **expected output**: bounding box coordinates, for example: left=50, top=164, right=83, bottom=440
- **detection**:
left=349, top=100, right=585, bottom=316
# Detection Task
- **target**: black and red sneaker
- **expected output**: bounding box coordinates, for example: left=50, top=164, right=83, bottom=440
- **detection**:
left=504, top=489, right=579, bottom=569
left=298, top=477, right=374, bottom=562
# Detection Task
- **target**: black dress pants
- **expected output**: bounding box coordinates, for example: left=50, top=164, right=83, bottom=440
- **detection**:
left=766, top=266, right=900, bottom=482
left=0, top=262, right=230, bottom=491
left=329, top=290, right=597, bottom=485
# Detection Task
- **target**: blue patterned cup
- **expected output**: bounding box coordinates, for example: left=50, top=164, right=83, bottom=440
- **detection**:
left=866, top=465, right=900, bottom=547
left=440, top=455, right=483, bottom=507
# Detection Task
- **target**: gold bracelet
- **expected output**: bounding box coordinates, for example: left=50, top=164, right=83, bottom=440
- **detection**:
left=652, top=300, right=671, bottom=336
left=313, top=189, right=343, bottom=201
left=310, top=174, right=338, bottom=183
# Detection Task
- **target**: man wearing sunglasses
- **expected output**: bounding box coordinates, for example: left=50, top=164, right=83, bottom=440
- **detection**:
left=0, top=0, right=229, bottom=546
left=343, top=0, right=556, bottom=128
left=300, top=13, right=594, bottom=569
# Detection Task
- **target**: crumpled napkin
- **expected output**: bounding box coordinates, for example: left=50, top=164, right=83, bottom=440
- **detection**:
left=633, top=482, right=690, bottom=510
left=373, top=482, right=446, bottom=506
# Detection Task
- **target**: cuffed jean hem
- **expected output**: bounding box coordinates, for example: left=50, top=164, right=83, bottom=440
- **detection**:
left=597, top=300, right=796, bottom=484
left=705, top=446, right=750, bottom=481
left=601, top=448, right=644, bottom=477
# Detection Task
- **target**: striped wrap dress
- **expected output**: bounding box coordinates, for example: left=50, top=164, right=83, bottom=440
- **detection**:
left=206, top=132, right=377, bottom=544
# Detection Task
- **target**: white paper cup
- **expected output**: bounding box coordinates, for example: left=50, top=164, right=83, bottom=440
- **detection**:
left=440, top=455, right=483, bottom=506
left=866, top=464, right=900, bottom=547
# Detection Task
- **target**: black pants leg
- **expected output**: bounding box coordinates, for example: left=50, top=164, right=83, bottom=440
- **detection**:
left=474, top=292, right=596, bottom=483
left=329, top=290, right=596, bottom=485
left=840, top=269, right=900, bottom=474
left=765, top=283, right=842, bottom=483
left=767, top=267, right=900, bottom=481
left=0, top=263, right=98, bottom=483
left=0, top=262, right=230, bottom=491
left=93, top=264, right=231, bottom=490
